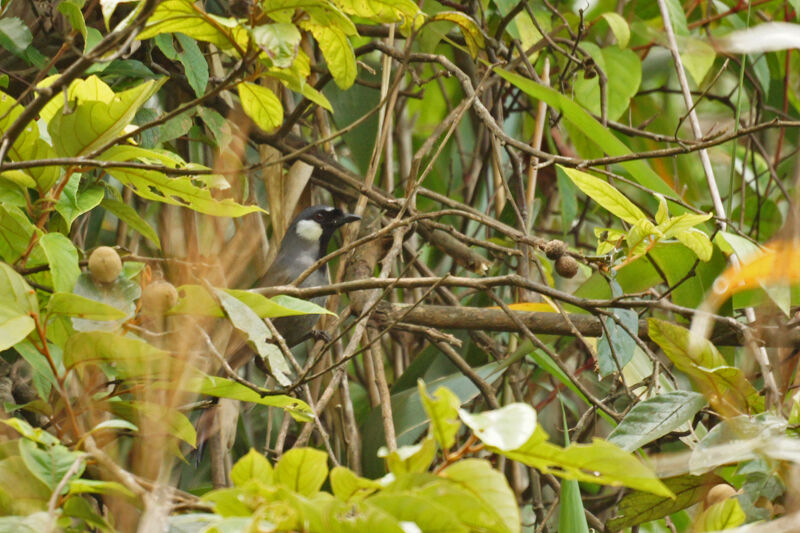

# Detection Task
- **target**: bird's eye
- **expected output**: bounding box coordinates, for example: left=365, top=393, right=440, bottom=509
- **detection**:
left=314, top=212, right=324, bottom=222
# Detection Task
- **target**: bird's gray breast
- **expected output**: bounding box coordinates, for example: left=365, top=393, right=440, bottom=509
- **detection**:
left=270, top=265, right=329, bottom=347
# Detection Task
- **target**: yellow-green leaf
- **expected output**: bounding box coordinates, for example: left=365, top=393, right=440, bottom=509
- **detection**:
left=431, top=12, right=485, bottom=57
left=238, top=81, right=284, bottom=132
left=601, top=12, right=630, bottom=48
left=559, top=166, right=647, bottom=224
left=301, top=22, right=356, bottom=89
left=675, top=228, right=713, bottom=262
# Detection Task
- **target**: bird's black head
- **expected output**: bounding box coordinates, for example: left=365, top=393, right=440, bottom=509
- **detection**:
left=288, top=205, right=361, bottom=258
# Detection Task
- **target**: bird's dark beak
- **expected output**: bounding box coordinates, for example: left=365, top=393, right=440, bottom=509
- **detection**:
left=336, top=213, right=361, bottom=227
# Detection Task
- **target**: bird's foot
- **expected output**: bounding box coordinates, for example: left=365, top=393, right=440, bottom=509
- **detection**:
left=310, top=329, right=332, bottom=344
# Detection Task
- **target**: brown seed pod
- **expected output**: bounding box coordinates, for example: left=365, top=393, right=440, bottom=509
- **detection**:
left=141, top=280, right=179, bottom=315
left=555, top=255, right=578, bottom=278
left=705, top=484, right=737, bottom=508
left=544, top=239, right=568, bottom=260
left=88, top=246, right=122, bottom=284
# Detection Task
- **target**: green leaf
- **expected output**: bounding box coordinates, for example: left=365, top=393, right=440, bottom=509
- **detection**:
left=335, top=0, right=419, bottom=25
left=430, top=12, right=485, bottom=57
left=110, top=400, right=197, bottom=447
left=238, top=81, right=284, bottom=132
left=648, top=319, right=764, bottom=416
left=47, top=293, right=127, bottom=321
left=367, top=491, right=469, bottom=533
left=19, top=439, right=84, bottom=491
left=681, top=37, right=716, bottom=85
left=100, top=198, right=161, bottom=249
left=608, top=391, right=707, bottom=452
left=229, top=291, right=335, bottom=318
left=658, top=211, right=713, bottom=238
left=58, top=1, right=87, bottom=39
left=440, top=459, right=521, bottom=533
left=0, top=262, right=38, bottom=314
left=0, top=304, right=35, bottom=352
left=559, top=478, right=589, bottom=533
left=38, top=233, right=80, bottom=294
left=68, top=478, right=134, bottom=498
left=459, top=403, right=537, bottom=451
left=574, top=44, right=641, bottom=122
left=214, top=288, right=293, bottom=387
left=1, top=418, right=59, bottom=446
left=607, top=473, right=722, bottom=530
left=0, top=205, right=36, bottom=263
left=54, top=175, right=104, bottom=229
left=175, top=374, right=312, bottom=421
left=601, top=12, right=630, bottom=48
left=99, top=146, right=262, bottom=217
left=496, top=69, right=675, bottom=198
left=409, top=477, right=512, bottom=533
left=330, top=466, right=381, bottom=502
left=71, top=273, right=138, bottom=332
left=675, top=228, right=713, bottom=262
left=694, top=497, right=746, bottom=531
left=48, top=78, right=166, bottom=157
left=63, top=331, right=169, bottom=372
left=418, top=380, right=461, bottom=450
left=596, top=305, right=638, bottom=377
left=175, top=33, right=209, bottom=97
left=379, top=436, right=436, bottom=475
left=274, top=447, right=328, bottom=496
left=231, top=449, right=274, bottom=487
left=300, top=22, right=356, bottom=89
left=0, top=456, right=51, bottom=515
left=253, top=23, right=301, bottom=68
left=498, top=427, right=673, bottom=497
left=560, top=166, right=646, bottom=224
left=0, top=17, right=32, bottom=56
left=137, top=0, right=243, bottom=52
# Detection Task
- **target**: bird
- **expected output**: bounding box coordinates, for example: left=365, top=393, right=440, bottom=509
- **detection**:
left=226, top=205, right=361, bottom=369
left=194, top=205, right=360, bottom=465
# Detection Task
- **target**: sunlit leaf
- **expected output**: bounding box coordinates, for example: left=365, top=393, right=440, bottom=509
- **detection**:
left=648, top=319, right=763, bottom=416
left=47, top=293, right=127, bottom=321
left=459, top=403, right=537, bottom=451
left=601, top=12, right=630, bottom=48
left=497, top=427, right=673, bottom=497
left=431, top=12, right=485, bottom=57
left=440, top=459, right=521, bottom=533
left=418, top=380, right=461, bottom=450
left=559, top=167, right=646, bottom=224
left=238, top=81, right=284, bottom=132
left=230, top=448, right=274, bottom=487
left=175, top=374, right=313, bottom=422
left=274, top=447, right=328, bottom=496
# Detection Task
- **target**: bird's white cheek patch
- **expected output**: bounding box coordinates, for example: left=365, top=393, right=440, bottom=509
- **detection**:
left=296, top=219, right=323, bottom=242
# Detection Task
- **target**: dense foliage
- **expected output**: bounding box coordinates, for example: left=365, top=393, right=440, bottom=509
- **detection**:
left=0, top=0, right=799, bottom=531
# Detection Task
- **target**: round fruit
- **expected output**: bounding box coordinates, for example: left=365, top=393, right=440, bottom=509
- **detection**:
left=555, top=255, right=579, bottom=278
left=705, top=484, right=737, bottom=508
left=141, top=280, right=179, bottom=315
left=544, top=239, right=568, bottom=260
left=88, top=246, right=122, bottom=284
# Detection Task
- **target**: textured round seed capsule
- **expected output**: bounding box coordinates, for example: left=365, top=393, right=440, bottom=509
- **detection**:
left=555, top=255, right=578, bottom=278
left=705, top=484, right=737, bottom=508
left=141, top=280, right=179, bottom=315
left=544, top=239, right=568, bottom=260
left=88, top=246, right=122, bottom=284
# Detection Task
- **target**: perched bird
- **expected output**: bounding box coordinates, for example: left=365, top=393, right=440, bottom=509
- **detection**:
left=195, top=205, right=360, bottom=464
left=227, top=205, right=361, bottom=368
